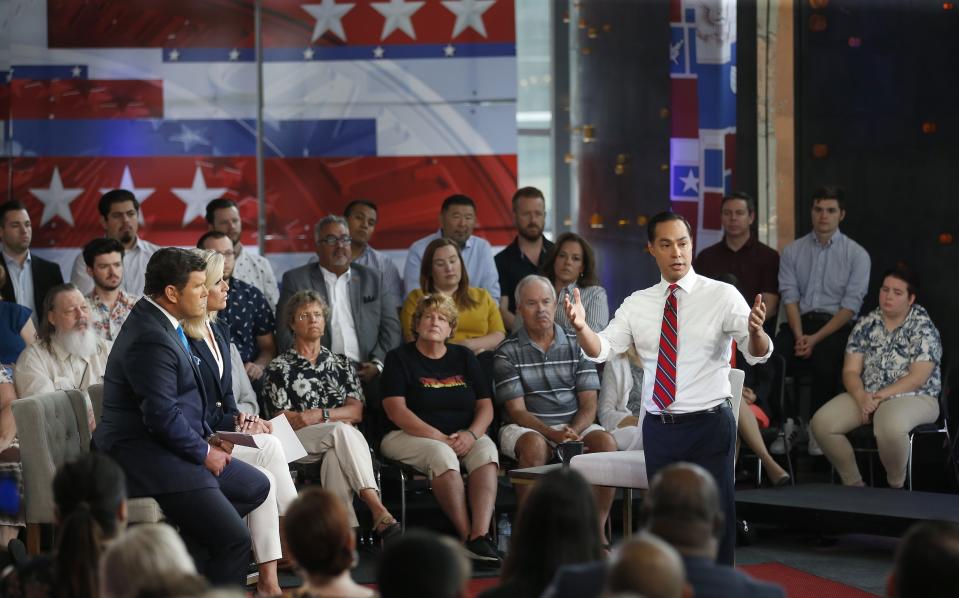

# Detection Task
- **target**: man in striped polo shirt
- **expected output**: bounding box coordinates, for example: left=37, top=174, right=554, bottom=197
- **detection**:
left=493, top=274, right=617, bottom=542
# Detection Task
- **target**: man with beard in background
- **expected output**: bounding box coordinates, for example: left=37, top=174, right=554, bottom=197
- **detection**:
left=83, top=237, right=138, bottom=342
left=495, top=187, right=554, bottom=330
left=15, top=283, right=109, bottom=430
left=71, top=189, right=159, bottom=297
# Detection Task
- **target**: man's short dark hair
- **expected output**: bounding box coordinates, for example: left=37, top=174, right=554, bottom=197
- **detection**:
left=205, top=198, right=238, bottom=224
left=882, top=263, right=920, bottom=298
left=377, top=530, right=469, bottom=598
left=721, top=191, right=756, bottom=214
left=511, top=186, right=545, bottom=211
left=646, top=211, right=693, bottom=243
left=196, top=230, right=229, bottom=249
left=893, top=521, right=959, bottom=598
left=0, top=200, right=27, bottom=226
left=82, top=238, right=125, bottom=268
left=143, top=248, right=207, bottom=298
left=812, top=185, right=846, bottom=210
left=440, top=194, right=475, bottom=214
left=98, top=189, right=139, bottom=218
left=343, top=199, right=378, bottom=218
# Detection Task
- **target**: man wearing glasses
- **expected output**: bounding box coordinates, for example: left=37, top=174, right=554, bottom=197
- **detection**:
left=197, top=231, right=276, bottom=383
left=276, top=215, right=400, bottom=386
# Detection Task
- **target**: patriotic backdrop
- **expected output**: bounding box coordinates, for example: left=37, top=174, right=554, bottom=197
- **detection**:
left=0, top=0, right=518, bottom=267
left=669, top=0, right=737, bottom=252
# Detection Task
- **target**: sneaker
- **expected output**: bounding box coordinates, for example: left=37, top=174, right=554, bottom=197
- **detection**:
left=464, top=536, right=502, bottom=563
left=770, top=418, right=798, bottom=455
left=807, top=431, right=823, bottom=456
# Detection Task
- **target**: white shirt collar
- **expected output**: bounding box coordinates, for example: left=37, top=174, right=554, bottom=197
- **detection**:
left=320, top=265, right=351, bottom=284
left=144, top=296, right=182, bottom=330
left=660, top=268, right=699, bottom=295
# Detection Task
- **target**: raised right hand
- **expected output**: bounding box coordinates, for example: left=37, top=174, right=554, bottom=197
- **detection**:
left=564, top=287, right=588, bottom=332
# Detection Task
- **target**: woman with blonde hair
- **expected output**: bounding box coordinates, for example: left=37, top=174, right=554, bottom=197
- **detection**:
left=183, top=248, right=297, bottom=596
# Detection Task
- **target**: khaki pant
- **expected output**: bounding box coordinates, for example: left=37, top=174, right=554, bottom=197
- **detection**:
left=811, top=392, right=939, bottom=487
left=295, top=422, right=379, bottom=527
left=380, top=430, right=499, bottom=479
left=498, top=422, right=606, bottom=460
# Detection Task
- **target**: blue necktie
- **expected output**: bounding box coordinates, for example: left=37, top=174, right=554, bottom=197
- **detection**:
left=176, top=325, right=190, bottom=353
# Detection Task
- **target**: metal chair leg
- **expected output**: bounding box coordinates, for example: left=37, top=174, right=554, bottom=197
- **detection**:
left=399, top=468, right=407, bottom=532
left=907, top=433, right=915, bottom=491
left=756, top=459, right=763, bottom=486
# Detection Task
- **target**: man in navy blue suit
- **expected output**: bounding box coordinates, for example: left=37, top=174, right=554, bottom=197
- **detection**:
left=93, top=247, right=270, bottom=587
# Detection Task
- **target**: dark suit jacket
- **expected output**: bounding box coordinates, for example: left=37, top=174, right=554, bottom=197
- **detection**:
left=1, top=253, right=64, bottom=320
left=93, top=299, right=217, bottom=497
left=541, top=561, right=607, bottom=598
left=275, top=262, right=400, bottom=362
left=188, top=320, right=241, bottom=432
left=683, top=555, right=785, bottom=598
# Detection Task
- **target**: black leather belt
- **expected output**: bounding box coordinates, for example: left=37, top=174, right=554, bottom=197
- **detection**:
left=802, top=311, right=833, bottom=322
left=656, top=399, right=732, bottom=424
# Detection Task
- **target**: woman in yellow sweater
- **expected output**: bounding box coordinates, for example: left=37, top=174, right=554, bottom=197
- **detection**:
left=401, top=237, right=505, bottom=354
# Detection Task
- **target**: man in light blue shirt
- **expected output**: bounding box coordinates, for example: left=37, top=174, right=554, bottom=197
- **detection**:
left=402, top=194, right=500, bottom=302
left=777, top=186, right=870, bottom=454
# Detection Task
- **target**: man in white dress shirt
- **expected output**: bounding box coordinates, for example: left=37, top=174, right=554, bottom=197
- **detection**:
left=71, top=190, right=158, bottom=297
left=565, top=211, right=771, bottom=566
left=205, top=198, right=279, bottom=308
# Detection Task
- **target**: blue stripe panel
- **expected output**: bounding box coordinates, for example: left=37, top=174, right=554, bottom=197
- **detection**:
left=695, top=63, right=736, bottom=130
left=669, top=26, right=687, bottom=74
left=703, top=149, right=724, bottom=188
left=161, top=43, right=516, bottom=63
left=11, top=65, right=88, bottom=80
left=11, top=118, right=376, bottom=157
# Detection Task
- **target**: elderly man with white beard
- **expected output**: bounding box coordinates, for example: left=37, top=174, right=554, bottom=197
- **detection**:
left=15, top=283, right=108, bottom=430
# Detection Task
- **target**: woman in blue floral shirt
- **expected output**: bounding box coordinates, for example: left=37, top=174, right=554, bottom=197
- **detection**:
left=811, top=266, right=941, bottom=488
left=262, top=290, right=400, bottom=540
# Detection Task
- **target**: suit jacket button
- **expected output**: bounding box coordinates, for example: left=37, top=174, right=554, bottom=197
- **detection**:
left=216, top=402, right=222, bottom=408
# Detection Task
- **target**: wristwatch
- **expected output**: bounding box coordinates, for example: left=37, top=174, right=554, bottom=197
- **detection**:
left=322, top=408, right=331, bottom=423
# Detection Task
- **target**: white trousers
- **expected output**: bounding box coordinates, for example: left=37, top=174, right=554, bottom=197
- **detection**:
left=234, top=433, right=297, bottom=564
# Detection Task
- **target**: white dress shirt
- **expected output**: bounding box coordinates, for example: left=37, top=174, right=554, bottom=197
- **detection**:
left=591, top=269, right=772, bottom=414
left=321, top=266, right=360, bottom=362
left=71, top=237, right=160, bottom=296
left=233, top=243, right=279, bottom=308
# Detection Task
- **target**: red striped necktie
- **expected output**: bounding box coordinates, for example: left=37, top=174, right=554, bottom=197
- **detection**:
left=652, top=283, right=679, bottom=411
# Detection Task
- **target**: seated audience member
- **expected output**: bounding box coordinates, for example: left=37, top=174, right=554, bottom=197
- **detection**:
left=345, top=199, right=404, bottom=310
left=480, top=468, right=603, bottom=598
left=276, top=216, right=400, bottom=389
left=543, top=532, right=689, bottom=598
left=262, top=290, right=400, bottom=538
left=82, top=238, right=137, bottom=342
left=378, top=530, right=471, bottom=598
left=0, top=263, right=36, bottom=368
left=205, top=198, right=279, bottom=308
left=888, top=520, right=959, bottom=598
left=493, top=274, right=616, bottom=537
left=198, top=231, right=275, bottom=383
left=285, top=487, right=377, bottom=598
left=380, top=294, right=499, bottom=562
left=1, top=453, right=128, bottom=598
left=542, top=232, right=608, bottom=332
left=184, top=249, right=297, bottom=596
left=229, top=341, right=259, bottom=414
left=738, top=383, right=790, bottom=486
left=400, top=237, right=505, bottom=354
left=811, top=266, right=941, bottom=488
left=99, top=523, right=197, bottom=598
left=93, top=248, right=270, bottom=588
left=494, top=186, right=554, bottom=330
left=646, top=463, right=784, bottom=597
left=71, top=189, right=159, bottom=297
left=605, top=533, right=690, bottom=598
left=1, top=200, right=64, bottom=324
left=597, top=348, right=645, bottom=451
left=403, top=194, right=500, bottom=302
left=15, top=284, right=109, bottom=398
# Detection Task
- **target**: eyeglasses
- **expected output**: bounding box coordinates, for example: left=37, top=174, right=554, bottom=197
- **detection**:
left=318, top=235, right=352, bottom=247
left=296, top=312, right=325, bottom=321
left=215, top=250, right=236, bottom=258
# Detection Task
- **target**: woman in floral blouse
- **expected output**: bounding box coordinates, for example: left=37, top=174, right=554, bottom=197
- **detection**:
left=811, top=265, right=942, bottom=488
left=262, top=290, right=400, bottom=539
